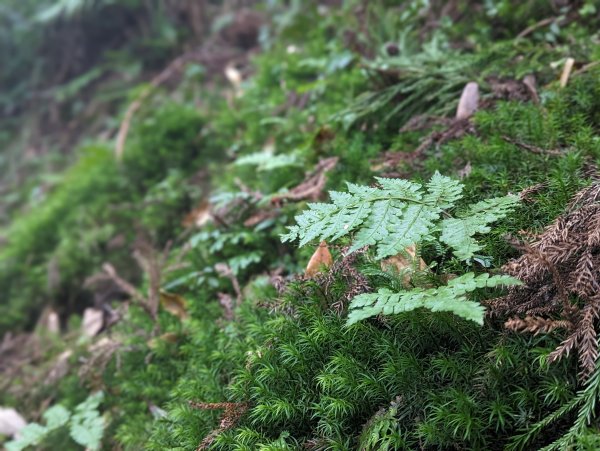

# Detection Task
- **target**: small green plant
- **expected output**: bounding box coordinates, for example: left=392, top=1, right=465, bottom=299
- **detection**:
left=6, top=392, right=105, bottom=451
left=234, top=151, right=302, bottom=172
left=348, top=273, right=520, bottom=326
left=283, top=172, right=521, bottom=324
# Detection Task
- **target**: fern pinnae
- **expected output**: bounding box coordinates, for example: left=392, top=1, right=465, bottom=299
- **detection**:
left=283, top=172, right=520, bottom=324
left=377, top=204, right=438, bottom=259
left=347, top=273, right=521, bottom=326
left=423, top=171, right=464, bottom=209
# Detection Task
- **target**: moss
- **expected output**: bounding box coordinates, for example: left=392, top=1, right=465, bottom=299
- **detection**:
left=4, top=1, right=600, bottom=450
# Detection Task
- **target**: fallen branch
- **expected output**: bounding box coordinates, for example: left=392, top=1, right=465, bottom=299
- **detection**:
left=501, top=135, right=564, bottom=156
left=115, top=53, right=193, bottom=160
left=271, top=157, right=339, bottom=206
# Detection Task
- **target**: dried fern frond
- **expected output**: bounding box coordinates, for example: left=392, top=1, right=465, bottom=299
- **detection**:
left=504, top=316, right=573, bottom=335
left=492, top=182, right=600, bottom=380
left=189, top=401, right=249, bottom=450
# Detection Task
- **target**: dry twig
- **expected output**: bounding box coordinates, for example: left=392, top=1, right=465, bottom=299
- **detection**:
left=189, top=401, right=249, bottom=450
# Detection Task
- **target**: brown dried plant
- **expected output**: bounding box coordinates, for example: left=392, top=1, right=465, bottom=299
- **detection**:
left=189, top=401, right=249, bottom=450
left=314, top=246, right=371, bottom=314
left=489, top=183, right=600, bottom=379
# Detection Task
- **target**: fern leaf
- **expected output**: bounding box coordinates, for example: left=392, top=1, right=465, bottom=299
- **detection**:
left=5, top=423, right=48, bottom=451
left=423, top=171, right=464, bottom=208
left=374, top=177, right=423, bottom=200
left=70, top=417, right=104, bottom=451
left=349, top=200, right=402, bottom=252
left=43, top=405, right=70, bottom=430
left=283, top=173, right=517, bottom=261
left=376, top=204, right=439, bottom=258
left=234, top=151, right=301, bottom=171
left=347, top=273, right=521, bottom=326
left=440, top=195, right=519, bottom=260
left=69, top=392, right=105, bottom=451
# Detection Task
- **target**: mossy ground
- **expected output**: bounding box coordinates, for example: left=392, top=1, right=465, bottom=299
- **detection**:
left=2, top=1, right=600, bottom=450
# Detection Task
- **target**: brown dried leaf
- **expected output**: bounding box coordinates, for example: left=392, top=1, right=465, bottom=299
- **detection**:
left=305, top=241, right=333, bottom=278
left=380, top=244, right=427, bottom=284
left=36, top=307, right=60, bottom=334
left=495, top=182, right=600, bottom=380
left=522, top=74, right=539, bottom=103
left=243, top=209, right=279, bottom=228
left=560, top=57, right=575, bottom=88
left=505, top=315, right=573, bottom=335
left=189, top=401, right=249, bottom=450
left=457, top=161, right=472, bottom=180
left=182, top=200, right=212, bottom=228
left=159, top=291, right=189, bottom=320
left=46, top=349, right=73, bottom=386
left=271, top=157, right=338, bottom=206
left=82, top=308, right=104, bottom=338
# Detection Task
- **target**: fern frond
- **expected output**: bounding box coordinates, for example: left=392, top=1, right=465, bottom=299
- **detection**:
left=440, top=195, right=520, bottom=261
left=347, top=273, right=521, bottom=326
left=283, top=172, right=517, bottom=260
left=234, top=151, right=301, bottom=171
left=423, top=171, right=464, bottom=208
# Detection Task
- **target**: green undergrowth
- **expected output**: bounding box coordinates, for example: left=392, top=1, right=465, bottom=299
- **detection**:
left=0, top=101, right=215, bottom=334
left=3, top=1, right=600, bottom=450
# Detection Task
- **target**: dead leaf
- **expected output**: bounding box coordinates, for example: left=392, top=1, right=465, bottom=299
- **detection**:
left=458, top=161, right=472, bottom=179
left=159, top=291, right=189, bottom=320
left=522, top=74, right=539, bottom=103
left=46, top=349, right=73, bottom=386
left=560, top=57, right=575, bottom=88
left=380, top=244, right=427, bottom=284
left=225, top=62, right=243, bottom=95
left=218, top=293, right=234, bottom=321
left=0, top=407, right=26, bottom=438
left=37, top=307, right=60, bottom=334
left=82, top=308, right=104, bottom=337
left=182, top=200, right=212, bottom=228
left=271, top=157, right=338, bottom=206
left=456, top=82, right=479, bottom=120
left=243, top=209, right=279, bottom=227
left=305, top=241, right=333, bottom=277
left=149, top=403, right=168, bottom=419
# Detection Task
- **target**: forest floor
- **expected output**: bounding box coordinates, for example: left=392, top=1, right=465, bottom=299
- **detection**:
left=2, top=1, right=600, bottom=450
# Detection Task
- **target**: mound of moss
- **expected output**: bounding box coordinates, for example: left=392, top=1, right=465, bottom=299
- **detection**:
left=3, top=1, right=600, bottom=451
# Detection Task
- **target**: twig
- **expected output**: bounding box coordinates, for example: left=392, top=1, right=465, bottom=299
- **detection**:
left=573, top=61, right=600, bottom=77
left=101, top=263, right=156, bottom=320
left=501, top=135, right=564, bottom=156
left=516, top=17, right=556, bottom=39
left=115, top=53, right=193, bottom=160
left=215, top=263, right=242, bottom=305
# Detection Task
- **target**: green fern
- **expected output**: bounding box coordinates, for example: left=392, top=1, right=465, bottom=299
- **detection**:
left=282, top=172, right=518, bottom=261
left=283, top=173, right=521, bottom=325
left=234, top=151, right=302, bottom=171
left=440, top=196, right=521, bottom=261
left=5, top=392, right=105, bottom=451
left=347, top=273, right=521, bottom=326
left=69, top=392, right=105, bottom=450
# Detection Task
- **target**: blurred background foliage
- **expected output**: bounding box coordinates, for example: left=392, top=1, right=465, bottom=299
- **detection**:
left=2, top=0, right=600, bottom=449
